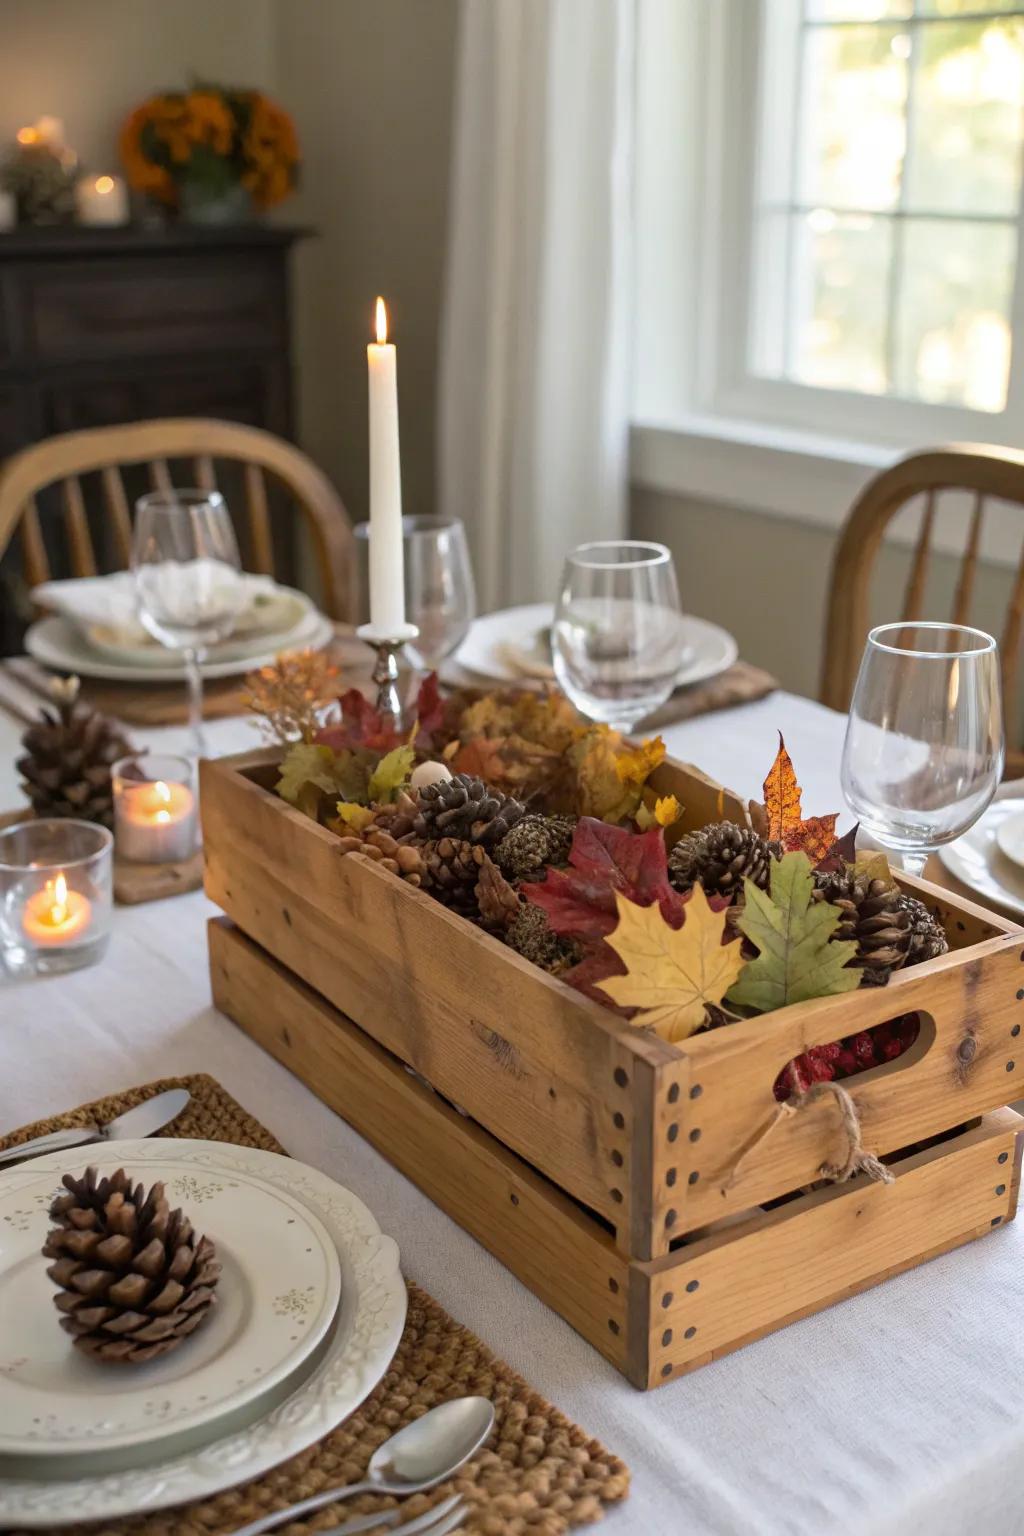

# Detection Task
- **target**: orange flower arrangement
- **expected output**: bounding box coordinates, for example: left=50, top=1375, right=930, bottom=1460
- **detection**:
left=120, top=85, right=299, bottom=213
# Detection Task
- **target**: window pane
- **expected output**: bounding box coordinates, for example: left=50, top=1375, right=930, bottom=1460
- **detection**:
left=918, top=1, right=1022, bottom=14
left=906, top=19, right=1024, bottom=215
left=895, top=218, right=1015, bottom=410
left=790, top=213, right=893, bottom=392
left=799, top=25, right=908, bottom=209
left=806, top=1, right=911, bottom=17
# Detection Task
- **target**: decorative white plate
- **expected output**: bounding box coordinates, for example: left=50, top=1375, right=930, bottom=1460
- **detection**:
left=86, top=589, right=314, bottom=666
left=24, top=609, right=334, bottom=683
left=0, top=1139, right=406, bottom=1527
left=939, top=798, right=1024, bottom=920
left=0, top=1155, right=341, bottom=1457
left=454, top=602, right=738, bottom=689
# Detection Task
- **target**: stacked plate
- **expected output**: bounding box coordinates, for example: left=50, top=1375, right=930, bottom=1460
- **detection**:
left=28, top=574, right=334, bottom=683
left=939, top=797, right=1024, bottom=919
left=454, top=602, right=738, bottom=689
left=0, top=1139, right=406, bottom=1526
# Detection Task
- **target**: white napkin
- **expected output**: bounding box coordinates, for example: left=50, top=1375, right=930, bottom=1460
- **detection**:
left=33, top=570, right=279, bottom=647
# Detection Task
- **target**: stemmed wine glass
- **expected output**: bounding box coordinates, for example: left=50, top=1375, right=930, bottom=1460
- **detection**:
left=840, top=622, right=1004, bottom=877
left=551, top=541, right=685, bottom=733
left=355, top=515, right=477, bottom=671
left=132, top=490, right=244, bottom=759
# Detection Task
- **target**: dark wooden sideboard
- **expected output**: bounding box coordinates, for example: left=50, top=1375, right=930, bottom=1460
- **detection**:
left=0, top=223, right=308, bottom=650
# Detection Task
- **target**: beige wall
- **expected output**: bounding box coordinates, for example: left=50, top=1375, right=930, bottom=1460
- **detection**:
left=0, top=0, right=277, bottom=167
left=632, top=486, right=1015, bottom=701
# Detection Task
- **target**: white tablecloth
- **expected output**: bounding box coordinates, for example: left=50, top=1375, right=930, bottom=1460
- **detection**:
left=2, top=691, right=1023, bottom=1536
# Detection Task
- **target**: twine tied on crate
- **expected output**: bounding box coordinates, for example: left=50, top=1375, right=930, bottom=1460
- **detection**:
left=720, top=1081, right=895, bottom=1194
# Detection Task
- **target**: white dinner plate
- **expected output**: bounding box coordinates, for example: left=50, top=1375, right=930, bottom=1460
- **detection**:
left=25, top=609, right=334, bottom=683
left=0, top=1155, right=341, bottom=1458
left=85, top=588, right=314, bottom=666
left=938, top=798, right=1024, bottom=920
left=0, top=1139, right=406, bottom=1527
left=995, top=808, right=1024, bottom=870
left=454, top=602, right=738, bottom=689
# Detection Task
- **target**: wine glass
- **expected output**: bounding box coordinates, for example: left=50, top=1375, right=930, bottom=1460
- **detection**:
left=354, top=515, right=476, bottom=670
left=840, top=622, right=1004, bottom=877
left=552, top=540, right=685, bottom=732
left=132, top=490, right=244, bottom=759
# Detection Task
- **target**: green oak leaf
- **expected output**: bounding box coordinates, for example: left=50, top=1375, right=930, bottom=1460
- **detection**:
left=726, top=850, right=861, bottom=1014
left=367, top=743, right=415, bottom=805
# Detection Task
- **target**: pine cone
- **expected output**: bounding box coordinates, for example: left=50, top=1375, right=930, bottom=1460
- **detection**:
left=476, top=857, right=521, bottom=932
left=813, top=870, right=911, bottom=985
left=669, top=822, right=780, bottom=900
left=505, top=902, right=582, bottom=975
left=17, top=677, right=133, bottom=829
left=43, top=1167, right=220, bottom=1365
left=897, top=894, right=949, bottom=966
left=370, top=788, right=421, bottom=842
left=494, top=814, right=577, bottom=882
left=337, top=825, right=426, bottom=885
left=413, top=773, right=525, bottom=849
left=422, top=836, right=490, bottom=914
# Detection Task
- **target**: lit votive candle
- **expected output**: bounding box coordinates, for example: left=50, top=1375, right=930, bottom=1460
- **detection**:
left=0, top=819, right=112, bottom=976
left=22, top=872, right=91, bottom=945
left=75, top=173, right=129, bottom=227
left=113, top=755, right=198, bottom=864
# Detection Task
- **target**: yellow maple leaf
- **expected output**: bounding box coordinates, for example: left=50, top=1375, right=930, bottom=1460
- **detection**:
left=575, top=729, right=667, bottom=822
left=635, top=793, right=683, bottom=831
left=599, top=886, right=746, bottom=1043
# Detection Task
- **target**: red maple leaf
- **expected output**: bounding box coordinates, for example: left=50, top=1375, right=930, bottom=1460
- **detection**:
left=315, top=689, right=403, bottom=754
left=524, top=818, right=682, bottom=941
left=413, top=671, right=446, bottom=753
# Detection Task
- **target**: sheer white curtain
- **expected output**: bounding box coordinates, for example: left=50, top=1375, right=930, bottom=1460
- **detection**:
left=438, top=0, right=634, bottom=613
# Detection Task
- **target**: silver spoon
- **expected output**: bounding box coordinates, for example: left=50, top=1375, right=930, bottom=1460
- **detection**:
left=227, top=1397, right=495, bottom=1536
left=0, top=1088, right=191, bottom=1168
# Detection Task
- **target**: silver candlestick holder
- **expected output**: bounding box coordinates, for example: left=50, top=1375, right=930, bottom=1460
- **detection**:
left=357, top=622, right=420, bottom=729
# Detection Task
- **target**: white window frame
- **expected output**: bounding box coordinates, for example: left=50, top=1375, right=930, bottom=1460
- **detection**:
left=632, top=0, right=1024, bottom=543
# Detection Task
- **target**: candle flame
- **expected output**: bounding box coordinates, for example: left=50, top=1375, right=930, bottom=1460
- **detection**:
left=95, top=175, right=114, bottom=194
left=50, top=873, right=68, bottom=925
left=375, top=296, right=388, bottom=345
left=154, top=781, right=171, bottom=803
left=16, top=127, right=38, bottom=145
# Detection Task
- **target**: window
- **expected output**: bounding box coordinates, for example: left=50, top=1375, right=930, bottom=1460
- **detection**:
left=634, top=0, right=1024, bottom=458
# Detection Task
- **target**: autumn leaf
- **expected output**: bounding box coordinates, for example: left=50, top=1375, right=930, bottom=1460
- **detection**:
left=726, top=851, right=861, bottom=1014
left=367, top=743, right=415, bottom=805
left=635, top=794, right=683, bottom=832
left=596, top=886, right=746, bottom=1042
left=413, top=671, right=446, bottom=753
left=762, top=734, right=839, bottom=863
left=814, top=822, right=859, bottom=873
left=277, top=743, right=370, bottom=820
left=316, top=689, right=403, bottom=754
left=525, top=818, right=681, bottom=940
left=335, top=801, right=374, bottom=832
left=572, top=728, right=666, bottom=822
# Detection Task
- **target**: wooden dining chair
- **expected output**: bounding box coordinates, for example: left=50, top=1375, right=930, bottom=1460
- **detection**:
left=820, top=444, right=1024, bottom=767
left=0, top=417, right=355, bottom=620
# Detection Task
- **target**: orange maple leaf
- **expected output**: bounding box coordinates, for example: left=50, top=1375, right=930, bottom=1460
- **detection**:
left=763, top=734, right=838, bottom=863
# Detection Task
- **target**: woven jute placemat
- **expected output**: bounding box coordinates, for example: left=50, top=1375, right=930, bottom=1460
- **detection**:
left=1, top=1073, right=630, bottom=1536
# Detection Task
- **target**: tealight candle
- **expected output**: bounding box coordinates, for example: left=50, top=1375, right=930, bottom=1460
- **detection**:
left=113, top=755, right=198, bottom=863
left=22, top=873, right=92, bottom=945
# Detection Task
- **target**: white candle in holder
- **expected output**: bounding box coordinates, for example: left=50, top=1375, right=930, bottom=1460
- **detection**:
left=366, top=296, right=407, bottom=635
left=75, top=173, right=129, bottom=227
left=113, top=755, right=197, bottom=864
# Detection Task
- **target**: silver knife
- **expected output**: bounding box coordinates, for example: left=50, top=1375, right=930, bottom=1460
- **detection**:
left=0, top=1088, right=191, bottom=1169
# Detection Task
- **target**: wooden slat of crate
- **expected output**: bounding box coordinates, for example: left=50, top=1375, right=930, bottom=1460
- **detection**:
left=659, top=932, right=1024, bottom=1234
left=639, top=1106, right=1023, bottom=1387
left=210, top=917, right=1023, bottom=1391
left=201, top=751, right=677, bottom=1255
left=208, top=917, right=633, bottom=1373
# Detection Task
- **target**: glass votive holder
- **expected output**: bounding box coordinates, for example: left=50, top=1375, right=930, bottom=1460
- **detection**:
left=0, top=819, right=113, bottom=976
left=112, top=754, right=199, bottom=864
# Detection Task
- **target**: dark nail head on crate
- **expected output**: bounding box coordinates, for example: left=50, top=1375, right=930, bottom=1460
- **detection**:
left=608, top=1277, right=619, bottom=1293
left=662, top=1328, right=673, bottom=1346
left=690, top=1084, right=703, bottom=1099
left=1013, top=1026, right=1021, bottom=1038
left=996, top=1184, right=1007, bottom=1196
left=668, top=1083, right=680, bottom=1104
left=613, top=1111, right=625, bottom=1129
left=688, top=1170, right=700, bottom=1186
left=999, top=1151, right=1009, bottom=1164
left=666, top=1168, right=677, bottom=1187
left=611, top=1149, right=623, bottom=1167
left=661, top=1363, right=673, bottom=1378
left=661, top=1292, right=673, bottom=1308
left=992, top=1216, right=1003, bottom=1226
left=667, top=1123, right=679, bottom=1143
left=614, top=1068, right=628, bottom=1088
left=689, top=1127, right=701, bottom=1143
left=684, top=1326, right=697, bottom=1339
left=1008, top=1061, right=1016, bottom=1073
left=958, top=1036, right=976, bottom=1064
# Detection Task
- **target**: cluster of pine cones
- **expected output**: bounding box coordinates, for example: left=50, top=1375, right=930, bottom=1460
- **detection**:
left=667, top=821, right=948, bottom=986
left=336, top=772, right=580, bottom=972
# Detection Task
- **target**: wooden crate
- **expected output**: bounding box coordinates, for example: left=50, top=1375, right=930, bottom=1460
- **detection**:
left=202, top=750, right=1024, bottom=1381
left=209, top=917, right=1024, bottom=1388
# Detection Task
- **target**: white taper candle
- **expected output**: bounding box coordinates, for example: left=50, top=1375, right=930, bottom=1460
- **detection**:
left=366, top=296, right=406, bottom=635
